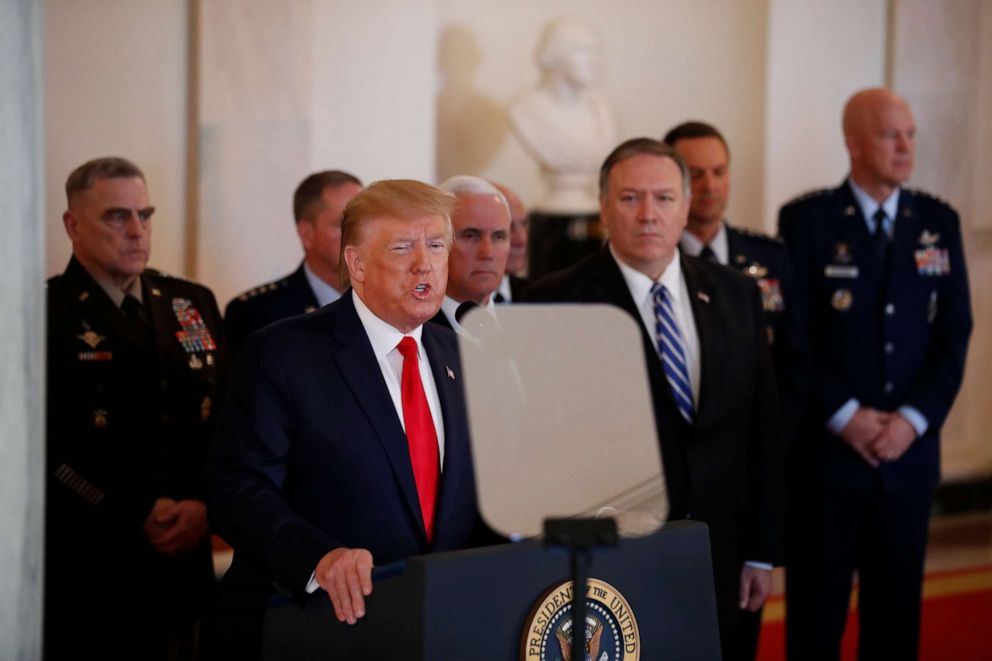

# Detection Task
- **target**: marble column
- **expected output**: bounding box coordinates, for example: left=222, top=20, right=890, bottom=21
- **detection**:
left=0, top=0, right=45, bottom=658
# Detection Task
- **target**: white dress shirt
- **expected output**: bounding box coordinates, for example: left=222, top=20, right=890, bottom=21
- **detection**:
left=611, top=245, right=701, bottom=406
left=496, top=274, right=513, bottom=303
left=679, top=221, right=730, bottom=265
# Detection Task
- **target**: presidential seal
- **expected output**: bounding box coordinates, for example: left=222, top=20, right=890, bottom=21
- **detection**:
left=521, top=578, right=640, bottom=661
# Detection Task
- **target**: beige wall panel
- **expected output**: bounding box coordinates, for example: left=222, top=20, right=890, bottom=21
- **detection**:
left=437, top=0, right=770, bottom=231
left=44, top=0, right=188, bottom=277
left=892, top=0, right=992, bottom=480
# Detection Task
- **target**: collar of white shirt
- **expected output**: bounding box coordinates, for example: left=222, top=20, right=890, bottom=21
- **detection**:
left=496, top=274, right=512, bottom=303
left=303, top=262, right=342, bottom=308
left=610, top=243, right=685, bottom=310
left=352, top=289, right=425, bottom=361
left=679, top=221, right=729, bottom=265
left=848, top=178, right=900, bottom=237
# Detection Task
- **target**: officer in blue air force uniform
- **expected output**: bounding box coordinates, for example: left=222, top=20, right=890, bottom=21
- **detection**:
left=224, top=170, right=363, bottom=354
left=46, top=158, right=228, bottom=660
left=778, top=88, right=972, bottom=661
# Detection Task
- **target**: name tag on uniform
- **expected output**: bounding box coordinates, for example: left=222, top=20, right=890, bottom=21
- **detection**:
left=78, top=351, right=113, bottom=361
left=825, top=265, right=859, bottom=278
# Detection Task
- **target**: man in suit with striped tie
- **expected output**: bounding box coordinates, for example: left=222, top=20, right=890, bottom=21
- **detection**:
left=524, top=138, right=785, bottom=661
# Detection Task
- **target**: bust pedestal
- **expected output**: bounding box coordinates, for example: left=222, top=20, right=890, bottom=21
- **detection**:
left=527, top=210, right=605, bottom=282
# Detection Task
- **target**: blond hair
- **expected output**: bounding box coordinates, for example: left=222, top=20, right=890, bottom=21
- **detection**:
left=339, top=179, right=457, bottom=286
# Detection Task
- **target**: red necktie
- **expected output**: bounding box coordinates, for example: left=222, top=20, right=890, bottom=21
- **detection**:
left=397, top=337, right=440, bottom=541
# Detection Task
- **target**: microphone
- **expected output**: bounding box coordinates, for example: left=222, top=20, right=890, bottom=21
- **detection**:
left=455, top=301, right=479, bottom=324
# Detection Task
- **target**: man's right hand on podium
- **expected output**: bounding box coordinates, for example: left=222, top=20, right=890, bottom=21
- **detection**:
left=315, top=547, right=375, bottom=625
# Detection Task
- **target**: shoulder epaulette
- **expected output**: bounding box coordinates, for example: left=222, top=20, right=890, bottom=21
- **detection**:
left=735, top=226, right=784, bottom=244
left=145, top=268, right=196, bottom=284
left=235, top=276, right=290, bottom=302
left=903, top=187, right=955, bottom=211
left=786, top=187, right=834, bottom=205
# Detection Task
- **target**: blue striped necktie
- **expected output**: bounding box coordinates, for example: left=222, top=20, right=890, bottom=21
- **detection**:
left=652, top=283, right=695, bottom=422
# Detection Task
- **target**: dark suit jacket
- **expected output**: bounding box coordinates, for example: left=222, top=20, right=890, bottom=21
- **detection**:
left=224, top=263, right=321, bottom=354
left=46, top=257, right=226, bottom=640
left=429, top=309, right=454, bottom=330
left=206, top=290, right=482, bottom=654
left=523, top=248, right=785, bottom=599
left=779, top=181, right=972, bottom=491
left=724, top=225, right=810, bottom=442
left=508, top=274, right=529, bottom=301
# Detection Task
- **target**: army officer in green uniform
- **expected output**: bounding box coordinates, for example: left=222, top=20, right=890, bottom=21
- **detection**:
left=46, top=157, right=227, bottom=660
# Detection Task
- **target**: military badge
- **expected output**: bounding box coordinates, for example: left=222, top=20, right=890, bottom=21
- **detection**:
left=914, top=247, right=950, bottom=276
left=833, top=242, right=853, bottom=264
left=928, top=291, right=938, bottom=324
left=831, top=289, right=853, bottom=312
left=521, top=578, right=640, bottom=661
left=201, top=396, right=212, bottom=422
left=206, top=353, right=215, bottom=367
left=188, top=354, right=203, bottom=370
left=918, top=230, right=940, bottom=246
left=172, top=298, right=217, bottom=353
left=757, top=278, right=784, bottom=312
left=151, top=287, right=162, bottom=297
left=78, top=324, right=105, bottom=349
left=825, top=265, right=859, bottom=279
left=91, top=409, right=108, bottom=428
left=744, top=262, right=768, bottom=278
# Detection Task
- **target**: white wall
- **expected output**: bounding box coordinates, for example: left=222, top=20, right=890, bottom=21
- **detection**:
left=44, top=0, right=188, bottom=277
left=437, top=0, right=771, bottom=230
left=763, top=0, right=887, bottom=229
left=891, top=0, right=992, bottom=479
left=196, top=0, right=439, bottom=307
left=1, top=0, right=44, bottom=655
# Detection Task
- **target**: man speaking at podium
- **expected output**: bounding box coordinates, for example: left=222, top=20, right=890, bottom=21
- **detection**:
left=205, top=180, right=486, bottom=659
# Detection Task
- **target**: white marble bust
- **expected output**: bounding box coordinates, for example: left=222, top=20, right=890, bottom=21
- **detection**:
left=509, top=18, right=619, bottom=215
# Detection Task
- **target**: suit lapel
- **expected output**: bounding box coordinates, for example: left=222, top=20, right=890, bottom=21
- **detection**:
left=330, top=292, right=426, bottom=537
left=681, top=257, right=720, bottom=428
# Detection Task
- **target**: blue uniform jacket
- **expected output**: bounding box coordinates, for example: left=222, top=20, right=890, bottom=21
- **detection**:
left=779, top=180, right=972, bottom=490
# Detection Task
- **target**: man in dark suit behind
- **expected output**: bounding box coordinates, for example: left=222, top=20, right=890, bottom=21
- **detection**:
left=223, top=170, right=362, bottom=353
left=47, top=157, right=227, bottom=660
left=205, top=180, right=486, bottom=659
left=428, top=176, right=511, bottom=332
left=779, top=88, right=972, bottom=660
left=664, top=121, right=809, bottom=446
left=492, top=181, right=530, bottom=303
left=524, top=138, right=785, bottom=661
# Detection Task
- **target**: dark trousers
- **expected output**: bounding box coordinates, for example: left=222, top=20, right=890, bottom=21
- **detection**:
left=786, top=482, right=932, bottom=660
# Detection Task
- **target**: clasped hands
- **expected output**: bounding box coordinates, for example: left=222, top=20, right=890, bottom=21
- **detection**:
left=840, top=407, right=917, bottom=467
left=142, top=497, right=209, bottom=557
